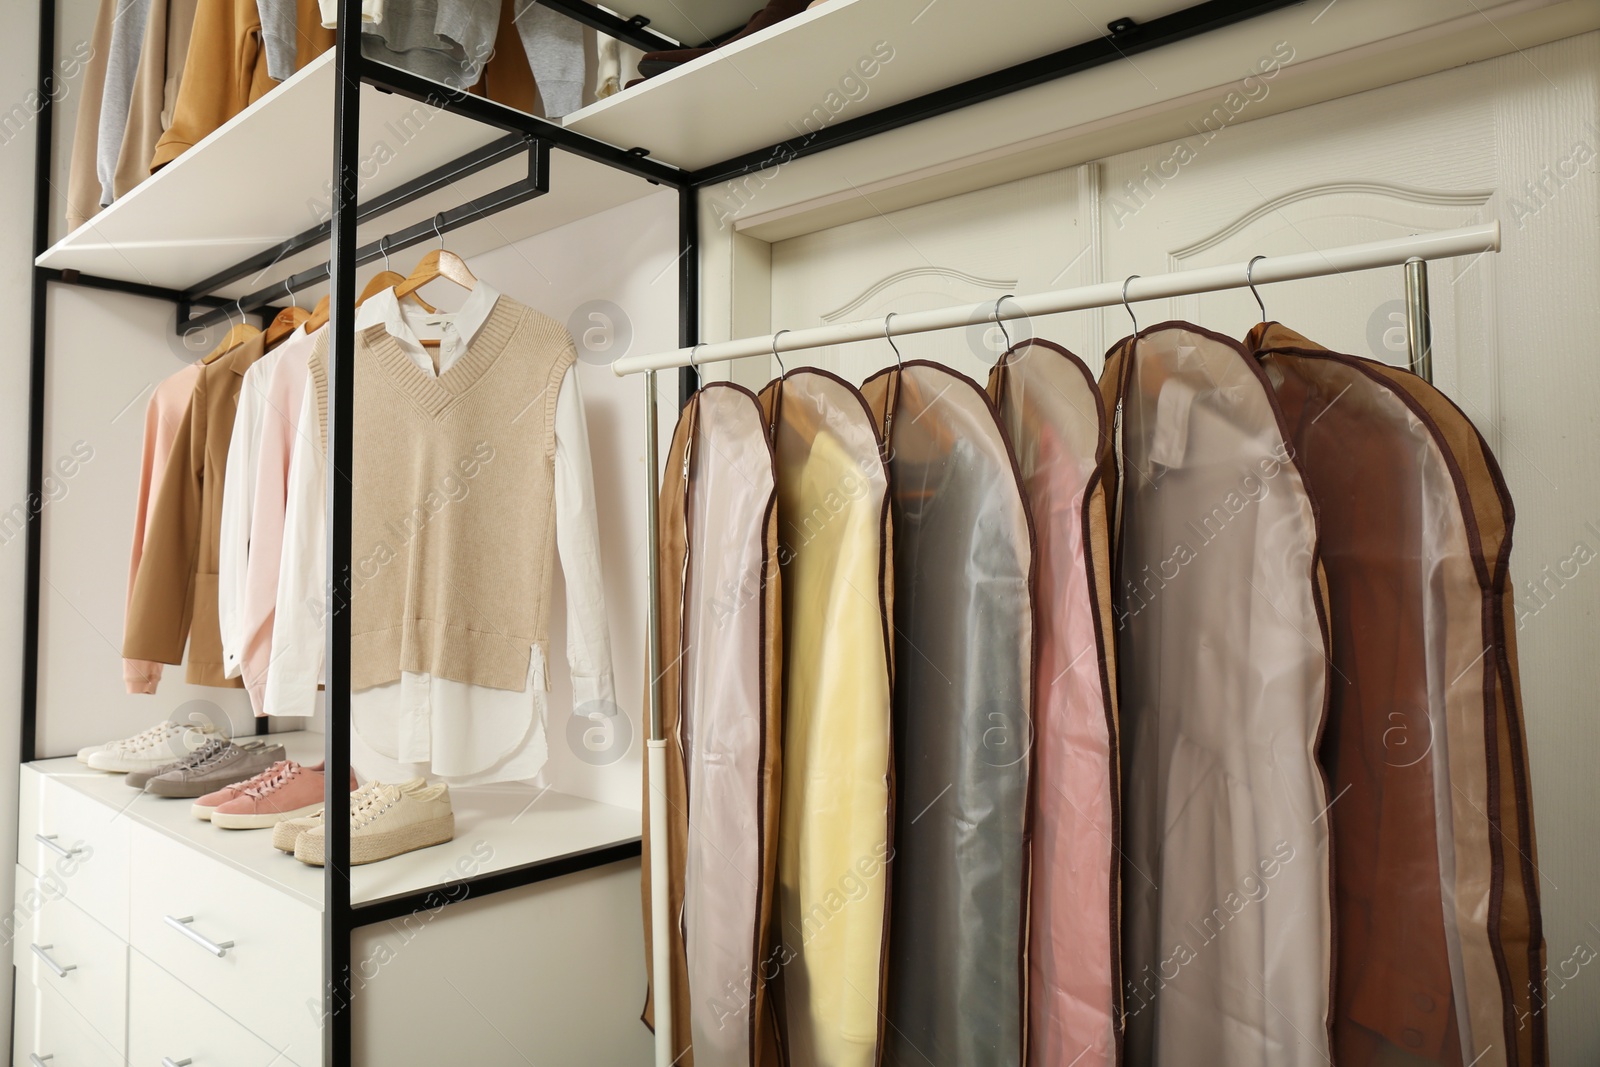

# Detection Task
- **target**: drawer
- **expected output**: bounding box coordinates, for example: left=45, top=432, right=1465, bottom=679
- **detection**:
left=128, top=824, right=321, bottom=1062
left=13, top=971, right=124, bottom=1067
left=13, top=866, right=128, bottom=1054
left=19, top=771, right=130, bottom=939
left=129, top=949, right=290, bottom=1067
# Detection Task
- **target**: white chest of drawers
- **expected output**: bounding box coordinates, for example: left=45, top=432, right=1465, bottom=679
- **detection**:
left=12, top=732, right=653, bottom=1065
left=13, top=757, right=321, bottom=1067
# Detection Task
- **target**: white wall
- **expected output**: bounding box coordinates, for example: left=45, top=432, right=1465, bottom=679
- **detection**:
left=468, top=188, right=679, bottom=810
left=1, top=0, right=51, bottom=1048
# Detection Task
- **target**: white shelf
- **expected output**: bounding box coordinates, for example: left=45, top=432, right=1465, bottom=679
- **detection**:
left=29, top=731, right=640, bottom=912
left=607, top=0, right=756, bottom=44
left=564, top=0, right=1197, bottom=172
left=37, top=50, right=659, bottom=299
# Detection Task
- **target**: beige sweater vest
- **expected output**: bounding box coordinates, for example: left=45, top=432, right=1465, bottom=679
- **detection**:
left=311, top=294, right=577, bottom=692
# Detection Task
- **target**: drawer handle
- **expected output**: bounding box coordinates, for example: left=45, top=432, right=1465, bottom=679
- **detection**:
left=34, top=834, right=82, bottom=859
left=29, top=1054, right=53, bottom=1066
left=164, top=915, right=234, bottom=957
left=30, top=943, right=75, bottom=978
left=161, top=1059, right=194, bottom=1067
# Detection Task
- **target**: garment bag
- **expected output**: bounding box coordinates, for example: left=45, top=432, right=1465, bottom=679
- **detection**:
left=756, top=370, right=894, bottom=1067
left=1247, top=322, right=1545, bottom=1067
left=988, top=340, right=1121, bottom=1067
left=1098, top=324, right=1332, bottom=1067
left=642, top=384, right=784, bottom=1067
left=859, top=361, right=1034, bottom=1067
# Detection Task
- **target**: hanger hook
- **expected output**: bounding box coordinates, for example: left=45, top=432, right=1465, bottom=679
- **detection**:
left=771, top=329, right=791, bottom=376
left=993, top=293, right=1018, bottom=352
left=283, top=278, right=296, bottom=306
left=380, top=235, right=390, bottom=273
left=1246, top=255, right=1268, bottom=322
left=883, top=312, right=903, bottom=368
left=234, top=298, right=246, bottom=328
left=1121, top=275, right=1140, bottom=334
left=433, top=215, right=445, bottom=250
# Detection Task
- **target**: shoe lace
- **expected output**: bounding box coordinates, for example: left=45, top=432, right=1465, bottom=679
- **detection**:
left=350, top=785, right=400, bottom=830
left=171, top=738, right=227, bottom=769
left=241, top=761, right=299, bottom=799
left=187, top=740, right=244, bottom=770
left=117, top=721, right=178, bottom=751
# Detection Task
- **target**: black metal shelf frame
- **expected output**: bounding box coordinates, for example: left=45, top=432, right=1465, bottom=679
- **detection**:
left=20, top=0, right=1303, bottom=1060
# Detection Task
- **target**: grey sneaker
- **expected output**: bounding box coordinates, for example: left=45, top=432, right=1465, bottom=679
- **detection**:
left=125, top=735, right=232, bottom=789
left=144, top=740, right=285, bottom=799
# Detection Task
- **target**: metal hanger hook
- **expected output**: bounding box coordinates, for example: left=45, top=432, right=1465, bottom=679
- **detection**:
left=993, top=293, right=1018, bottom=352
left=770, top=329, right=791, bottom=376
left=380, top=235, right=391, bottom=273
left=433, top=215, right=445, bottom=250
left=283, top=279, right=295, bottom=305
left=883, top=312, right=903, bottom=368
left=1246, top=255, right=1268, bottom=322
left=1121, top=275, right=1141, bottom=334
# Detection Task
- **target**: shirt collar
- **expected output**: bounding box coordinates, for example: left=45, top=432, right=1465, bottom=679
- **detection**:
left=355, top=280, right=500, bottom=376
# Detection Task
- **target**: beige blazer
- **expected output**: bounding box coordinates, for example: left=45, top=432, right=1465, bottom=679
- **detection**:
left=124, top=333, right=268, bottom=687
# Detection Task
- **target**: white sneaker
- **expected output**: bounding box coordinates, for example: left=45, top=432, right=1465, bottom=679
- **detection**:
left=294, top=779, right=454, bottom=866
left=84, top=720, right=219, bottom=774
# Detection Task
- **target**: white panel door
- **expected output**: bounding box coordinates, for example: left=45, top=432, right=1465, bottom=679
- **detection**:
left=767, top=166, right=1099, bottom=389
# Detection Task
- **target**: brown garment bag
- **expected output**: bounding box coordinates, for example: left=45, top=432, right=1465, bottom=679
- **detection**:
left=1248, top=322, right=1545, bottom=1067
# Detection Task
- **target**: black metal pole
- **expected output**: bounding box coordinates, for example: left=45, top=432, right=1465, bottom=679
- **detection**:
left=21, top=0, right=59, bottom=765
left=678, top=183, right=698, bottom=406
left=323, top=0, right=361, bottom=1060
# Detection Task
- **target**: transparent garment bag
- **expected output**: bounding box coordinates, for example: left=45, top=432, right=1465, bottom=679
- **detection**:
left=642, top=384, right=783, bottom=1067
left=859, top=362, right=1034, bottom=1067
left=756, top=370, right=894, bottom=1067
left=1100, top=324, right=1332, bottom=1067
left=1248, top=322, right=1545, bottom=1067
left=988, top=341, right=1120, bottom=1067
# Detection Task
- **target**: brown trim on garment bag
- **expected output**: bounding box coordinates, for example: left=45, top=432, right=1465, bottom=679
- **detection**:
left=862, top=357, right=1041, bottom=1063
left=1111, top=320, right=1339, bottom=1054
left=1251, top=342, right=1545, bottom=1065
left=771, top=366, right=900, bottom=1067
left=997, top=337, right=1126, bottom=1066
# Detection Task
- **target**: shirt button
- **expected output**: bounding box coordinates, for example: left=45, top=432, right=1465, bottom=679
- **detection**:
left=1402, top=1028, right=1424, bottom=1048
left=1413, top=993, right=1436, bottom=1013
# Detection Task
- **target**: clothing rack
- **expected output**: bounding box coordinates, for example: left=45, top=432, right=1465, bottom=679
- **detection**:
left=13, top=1, right=1365, bottom=1064
left=613, top=221, right=1499, bottom=376
left=618, top=219, right=1501, bottom=1066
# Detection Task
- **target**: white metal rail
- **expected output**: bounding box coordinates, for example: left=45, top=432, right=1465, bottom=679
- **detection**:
left=614, top=221, right=1499, bottom=375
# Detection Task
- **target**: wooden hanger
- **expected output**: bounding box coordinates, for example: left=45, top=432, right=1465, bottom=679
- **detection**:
left=391, top=224, right=477, bottom=349
left=392, top=248, right=477, bottom=302
left=202, top=303, right=259, bottom=364
left=263, top=281, right=308, bottom=349
left=304, top=294, right=331, bottom=334
left=264, top=305, right=311, bottom=349
left=359, top=270, right=437, bottom=312
left=201, top=323, right=259, bottom=363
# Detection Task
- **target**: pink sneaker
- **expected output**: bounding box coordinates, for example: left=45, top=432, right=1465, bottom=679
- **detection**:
left=210, top=761, right=357, bottom=831
left=191, top=760, right=287, bottom=821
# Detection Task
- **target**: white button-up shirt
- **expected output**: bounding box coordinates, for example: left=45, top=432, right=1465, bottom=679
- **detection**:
left=265, top=283, right=615, bottom=785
